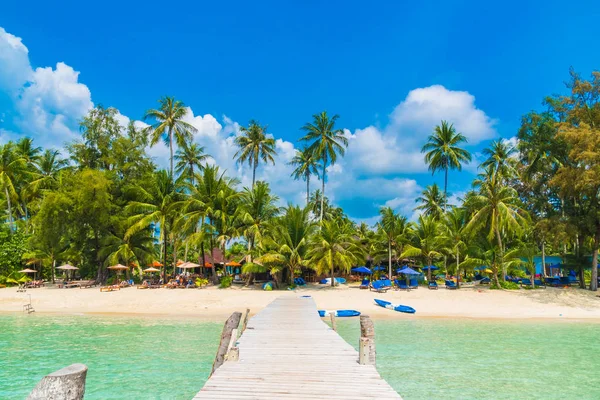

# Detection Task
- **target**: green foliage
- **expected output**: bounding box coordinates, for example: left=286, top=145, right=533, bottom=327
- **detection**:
left=0, top=228, right=29, bottom=276
left=219, top=275, right=233, bottom=288
left=195, top=278, right=209, bottom=287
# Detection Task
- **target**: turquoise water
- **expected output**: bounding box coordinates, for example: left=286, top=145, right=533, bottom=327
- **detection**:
left=336, top=319, right=600, bottom=400
left=2, top=315, right=599, bottom=399
left=0, top=315, right=221, bottom=400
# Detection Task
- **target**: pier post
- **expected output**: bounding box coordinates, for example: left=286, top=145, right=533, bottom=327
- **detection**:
left=359, top=315, right=376, bottom=365
left=27, top=363, right=87, bottom=400
left=241, top=308, right=250, bottom=333
left=211, top=311, right=242, bottom=376
left=329, top=313, right=337, bottom=331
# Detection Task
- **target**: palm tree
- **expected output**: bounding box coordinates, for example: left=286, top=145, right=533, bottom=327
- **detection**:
left=239, top=181, right=280, bottom=255
left=30, top=149, right=69, bottom=192
left=481, top=140, right=517, bottom=181
left=125, top=170, right=182, bottom=281
left=234, top=120, right=276, bottom=188
left=415, top=184, right=445, bottom=220
left=306, top=218, right=362, bottom=287
left=0, top=142, right=26, bottom=232
left=100, top=220, right=155, bottom=278
left=289, top=147, right=319, bottom=204
left=175, top=142, right=210, bottom=184
left=421, top=120, right=471, bottom=210
left=300, top=111, right=348, bottom=223
left=466, top=167, right=529, bottom=283
left=258, top=205, right=316, bottom=284
left=15, top=138, right=42, bottom=165
left=144, top=96, right=198, bottom=178
left=401, top=215, right=441, bottom=282
left=377, top=207, right=408, bottom=278
left=182, top=165, right=239, bottom=283
left=442, top=207, right=469, bottom=288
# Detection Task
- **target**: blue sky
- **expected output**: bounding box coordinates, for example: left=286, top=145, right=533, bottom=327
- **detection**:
left=1, top=1, right=599, bottom=223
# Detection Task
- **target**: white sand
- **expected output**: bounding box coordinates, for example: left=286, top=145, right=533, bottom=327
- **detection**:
left=2, top=283, right=600, bottom=321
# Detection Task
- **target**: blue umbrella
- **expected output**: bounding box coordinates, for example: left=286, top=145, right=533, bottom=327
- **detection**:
left=372, top=266, right=386, bottom=271
left=397, top=267, right=419, bottom=275
left=421, top=265, right=439, bottom=271
left=351, top=266, right=372, bottom=274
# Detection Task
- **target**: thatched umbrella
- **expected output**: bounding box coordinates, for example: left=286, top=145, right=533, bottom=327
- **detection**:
left=56, top=264, right=79, bottom=280
left=18, top=268, right=37, bottom=282
left=108, top=264, right=129, bottom=284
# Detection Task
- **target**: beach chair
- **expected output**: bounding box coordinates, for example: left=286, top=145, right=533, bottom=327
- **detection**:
left=359, top=278, right=370, bottom=289
left=534, top=279, right=546, bottom=288
left=369, top=280, right=388, bottom=293
left=559, top=277, right=571, bottom=287
left=445, top=280, right=458, bottom=290
left=409, top=278, right=419, bottom=289
left=394, top=279, right=410, bottom=291
left=428, top=281, right=438, bottom=290
left=381, top=279, right=393, bottom=290
left=521, top=278, right=532, bottom=287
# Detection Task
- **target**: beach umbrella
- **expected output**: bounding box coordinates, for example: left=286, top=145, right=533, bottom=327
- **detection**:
left=151, top=261, right=163, bottom=267
left=143, top=267, right=161, bottom=273
left=204, top=262, right=214, bottom=268
left=420, top=265, right=439, bottom=271
left=372, top=266, right=386, bottom=271
left=18, top=268, right=37, bottom=273
left=226, top=261, right=242, bottom=267
left=108, top=264, right=129, bottom=284
left=180, top=262, right=200, bottom=269
left=397, top=267, right=419, bottom=275
left=56, top=264, right=78, bottom=270
left=351, top=266, right=372, bottom=274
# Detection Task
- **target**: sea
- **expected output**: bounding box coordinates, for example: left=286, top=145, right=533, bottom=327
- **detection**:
left=1, top=315, right=599, bottom=399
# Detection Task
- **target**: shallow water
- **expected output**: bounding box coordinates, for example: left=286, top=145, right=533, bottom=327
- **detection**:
left=2, top=315, right=599, bottom=399
left=0, top=315, right=221, bottom=399
left=336, top=318, right=600, bottom=400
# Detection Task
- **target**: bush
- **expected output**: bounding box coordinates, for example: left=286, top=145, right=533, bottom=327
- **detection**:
left=492, top=280, right=520, bottom=290
left=195, top=278, right=209, bottom=287
left=219, top=276, right=233, bottom=288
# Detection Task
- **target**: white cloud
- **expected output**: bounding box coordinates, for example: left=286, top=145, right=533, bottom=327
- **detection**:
left=0, top=27, right=33, bottom=93
left=390, top=85, right=497, bottom=144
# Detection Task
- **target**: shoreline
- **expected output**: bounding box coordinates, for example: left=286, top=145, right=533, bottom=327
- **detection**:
left=2, top=283, right=600, bottom=322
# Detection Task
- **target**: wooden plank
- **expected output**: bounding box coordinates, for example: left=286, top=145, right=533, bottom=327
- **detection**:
left=193, top=295, right=401, bottom=399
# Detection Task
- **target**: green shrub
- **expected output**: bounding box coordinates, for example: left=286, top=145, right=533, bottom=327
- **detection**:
left=219, top=276, right=233, bottom=288
left=494, top=280, right=520, bottom=290
left=195, top=278, right=209, bottom=287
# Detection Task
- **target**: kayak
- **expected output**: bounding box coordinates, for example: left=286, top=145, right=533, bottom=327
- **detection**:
left=318, top=309, right=361, bottom=317
left=319, top=277, right=347, bottom=285
left=374, top=299, right=416, bottom=314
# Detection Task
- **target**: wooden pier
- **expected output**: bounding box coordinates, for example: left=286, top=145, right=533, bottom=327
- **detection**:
left=194, top=295, right=401, bottom=399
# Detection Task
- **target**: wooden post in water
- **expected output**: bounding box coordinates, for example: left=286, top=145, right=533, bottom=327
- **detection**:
left=359, top=315, right=376, bottom=365
left=211, top=311, right=242, bottom=376
left=28, top=363, right=87, bottom=400
left=329, top=313, right=337, bottom=331
left=241, top=308, right=250, bottom=334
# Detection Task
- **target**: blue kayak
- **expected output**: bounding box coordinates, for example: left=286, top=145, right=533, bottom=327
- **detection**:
left=318, top=309, right=361, bottom=317
left=319, top=277, right=347, bottom=285
left=374, top=299, right=416, bottom=314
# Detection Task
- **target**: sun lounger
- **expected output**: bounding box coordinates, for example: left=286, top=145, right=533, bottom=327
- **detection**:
left=381, top=279, right=392, bottom=290
left=394, top=279, right=410, bottom=291
left=428, top=281, right=438, bottom=290
left=100, top=285, right=120, bottom=292
left=445, top=280, right=458, bottom=289
left=359, top=278, right=370, bottom=289
left=409, top=278, right=419, bottom=289
left=369, top=280, right=388, bottom=293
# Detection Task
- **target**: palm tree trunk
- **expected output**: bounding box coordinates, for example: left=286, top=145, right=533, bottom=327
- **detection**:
left=169, top=128, right=174, bottom=178
left=495, top=226, right=506, bottom=283
left=427, top=257, right=432, bottom=282
left=456, top=248, right=460, bottom=289
left=252, top=158, right=257, bottom=188
left=163, top=228, right=169, bottom=283
left=388, top=240, right=392, bottom=279
left=190, top=164, right=195, bottom=185
left=330, top=257, right=335, bottom=287
left=5, top=186, right=14, bottom=232
left=541, top=240, right=546, bottom=278
left=306, top=175, right=310, bottom=205
left=52, top=258, right=56, bottom=284
left=591, top=225, right=600, bottom=291
left=320, top=156, right=327, bottom=224
left=444, top=164, right=448, bottom=211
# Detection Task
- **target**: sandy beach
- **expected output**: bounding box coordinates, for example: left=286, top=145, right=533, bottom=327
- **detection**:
left=2, top=283, right=600, bottom=321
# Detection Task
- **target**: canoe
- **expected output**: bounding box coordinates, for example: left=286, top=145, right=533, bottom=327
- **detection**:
left=374, top=299, right=416, bottom=314
left=318, top=309, right=361, bottom=317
